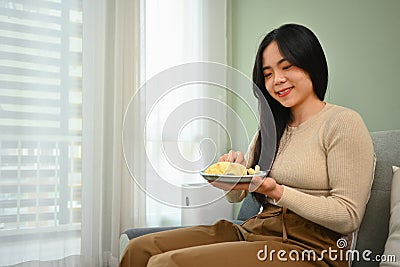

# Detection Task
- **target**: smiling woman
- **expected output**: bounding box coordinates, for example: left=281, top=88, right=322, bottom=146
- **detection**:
left=119, top=23, right=375, bottom=267
left=262, top=41, right=322, bottom=122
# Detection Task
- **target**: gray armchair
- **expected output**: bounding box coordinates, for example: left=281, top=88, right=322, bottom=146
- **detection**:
left=120, top=130, right=400, bottom=267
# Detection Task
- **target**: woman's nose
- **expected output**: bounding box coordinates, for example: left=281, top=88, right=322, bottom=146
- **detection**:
left=274, top=71, right=286, bottom=85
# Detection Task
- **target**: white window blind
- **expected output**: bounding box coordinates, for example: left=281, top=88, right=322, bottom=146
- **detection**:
left=0, top=0, right=82, bottom=263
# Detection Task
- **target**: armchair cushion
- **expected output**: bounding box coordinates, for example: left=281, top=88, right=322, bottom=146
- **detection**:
left=353, top=130, right=400, bottom=267
left=380, top=166, right=400, bottom=266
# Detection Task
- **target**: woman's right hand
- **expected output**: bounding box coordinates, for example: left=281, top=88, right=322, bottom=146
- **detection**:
left=218, top=150, right=246, bottom=166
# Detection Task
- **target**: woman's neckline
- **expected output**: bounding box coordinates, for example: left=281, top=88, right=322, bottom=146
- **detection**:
left=287, top=102, right=332, bottom=132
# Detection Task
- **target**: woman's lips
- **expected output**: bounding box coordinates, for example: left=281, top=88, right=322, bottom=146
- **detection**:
left=277, top=87, right=293, bottom=97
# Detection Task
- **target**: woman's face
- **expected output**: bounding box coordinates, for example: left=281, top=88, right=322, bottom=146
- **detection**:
left=262, top=41, right=318, bottom=109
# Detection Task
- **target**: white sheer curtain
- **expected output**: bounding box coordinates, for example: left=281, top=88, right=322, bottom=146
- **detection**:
left=0, top=0, right=84, bottom=266
left=144, top=0, right=230, bottom=226
left=0, top=0, right=144, bottom=266
left=82, top=0, right=145, bottom=266
left=0, top=0, right=231, bottom=265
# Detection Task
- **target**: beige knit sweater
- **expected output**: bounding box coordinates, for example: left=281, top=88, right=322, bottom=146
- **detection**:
left=226, top=103, right=375, bottom=235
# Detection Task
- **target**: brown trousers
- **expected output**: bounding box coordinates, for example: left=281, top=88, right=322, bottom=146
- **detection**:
left=120, top=205, right=349, bottom=267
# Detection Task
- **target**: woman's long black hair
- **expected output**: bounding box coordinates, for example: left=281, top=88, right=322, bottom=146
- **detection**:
left=251, top=23, right=328, bottom=206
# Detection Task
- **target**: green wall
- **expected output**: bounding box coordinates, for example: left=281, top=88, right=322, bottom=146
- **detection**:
left=228, top=0, right=400, bottom=132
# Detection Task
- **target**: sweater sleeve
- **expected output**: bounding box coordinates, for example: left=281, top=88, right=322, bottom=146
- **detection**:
left=275, top=110, right=375, bottom=234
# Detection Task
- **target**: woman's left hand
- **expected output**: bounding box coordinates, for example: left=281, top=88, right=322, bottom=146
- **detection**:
left=210, top=176, right=284, bottom=201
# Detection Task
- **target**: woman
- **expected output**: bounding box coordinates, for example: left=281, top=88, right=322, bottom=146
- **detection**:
left=120, top=23, right=375, bottom=267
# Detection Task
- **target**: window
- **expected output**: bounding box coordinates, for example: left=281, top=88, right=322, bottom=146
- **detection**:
left=144, top=0, right=229, bottom=226
left=0, top=0, right=82, bottom=264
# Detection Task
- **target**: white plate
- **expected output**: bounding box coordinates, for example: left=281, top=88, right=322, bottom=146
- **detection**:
left=200, top=171, right=267, bottom=183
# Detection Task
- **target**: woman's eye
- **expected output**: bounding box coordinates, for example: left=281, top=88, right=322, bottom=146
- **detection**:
left=264, top=73, right=272, bottom=79
left=283, top=64, right=293, bottom=70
